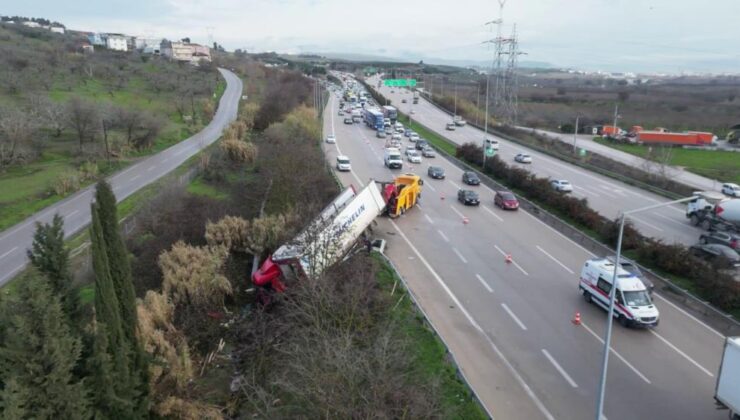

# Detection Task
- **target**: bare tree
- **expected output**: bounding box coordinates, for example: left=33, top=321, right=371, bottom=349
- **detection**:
left=100, top=105, right=119, bottom=162
left=30, top=96, right=66, bottom=138
left=0, top=107, right=36, bottom=167
left=65, top=97, right=99, bottom=152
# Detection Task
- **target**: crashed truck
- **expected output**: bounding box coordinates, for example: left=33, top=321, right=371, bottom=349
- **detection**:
left=252, top=176, right=422, bottom=296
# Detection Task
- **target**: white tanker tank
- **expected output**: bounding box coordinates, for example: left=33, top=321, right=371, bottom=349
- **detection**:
left=687, top=192, right=740, bottom=232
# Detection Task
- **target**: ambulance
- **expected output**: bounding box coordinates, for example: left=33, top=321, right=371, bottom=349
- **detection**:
left=579, top=258, right=659, bottom=328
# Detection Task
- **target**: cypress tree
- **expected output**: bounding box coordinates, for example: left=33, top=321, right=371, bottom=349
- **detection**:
left=27, top=213, right=79, bottom=321
left=87, top=321, right=132, bottom=418
left=0, top=273, right=90, bottom=418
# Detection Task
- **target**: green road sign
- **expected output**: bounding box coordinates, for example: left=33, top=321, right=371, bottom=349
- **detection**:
left=485, top=147, right=495, bottom=157
left=383, top=79, right=417, bottom=87
left=579, top=148, right=587, bottom=157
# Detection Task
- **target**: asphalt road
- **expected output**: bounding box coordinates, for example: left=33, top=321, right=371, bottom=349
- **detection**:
left=323, top=89, right=726, bottom=420
left=0, top=68, right=242, bottom=287
left=366, top=75, right=709, bottom=248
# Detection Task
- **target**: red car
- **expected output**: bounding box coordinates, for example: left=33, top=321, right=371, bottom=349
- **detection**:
left=494, top=191, right=519, bottom=210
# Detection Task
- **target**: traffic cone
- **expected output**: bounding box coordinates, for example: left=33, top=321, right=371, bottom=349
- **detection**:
left=572, top=312, right=581, bottom=325
left=463, top=217, right=469, bottom=225
left=505, top=254, right=512, bottom=264
left=440, top=193, right=445, bottom=200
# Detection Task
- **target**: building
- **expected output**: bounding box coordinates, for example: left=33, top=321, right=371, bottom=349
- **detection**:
left=135, top=37, right=164, bottom=52
left=21, top=21, right=41, bottom=28
left=164, top=41, right=211, bottom=64
left=50, top=26, right=65, bottom=34
left=87, top=32, right=106, bottom=46
left=106, top=34, right=128, bottom=51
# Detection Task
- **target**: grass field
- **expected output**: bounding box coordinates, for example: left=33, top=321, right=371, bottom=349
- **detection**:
left=594, top=139, right=740, bottom=183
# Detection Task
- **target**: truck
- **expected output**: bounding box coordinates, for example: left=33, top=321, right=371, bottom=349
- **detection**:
left=363, top=108, right=385, bottom=131
left=412, top=91, right=419, bottom=104
left=382, top=105, right=398, bottom=123
left=384, top=147, right=403, bottom=169
left=686, top=191, right=740, bottom=233
left=379, top=174, right=423, bottom=218
left=351, top=109, right=362, bottom=121
left=453, top=115, right=467, bottom=126
left=715, top=336, right=740, bottom=419
left=635, top=131, right=706, bottom=146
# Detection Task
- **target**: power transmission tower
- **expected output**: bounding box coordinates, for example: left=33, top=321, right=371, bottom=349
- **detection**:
left=483, top=0, right=523, bottom=126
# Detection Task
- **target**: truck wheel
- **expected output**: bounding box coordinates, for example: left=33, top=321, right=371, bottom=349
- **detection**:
left=618, top=314, right=630, bottom=328
left=583, top=290, right=592, bottom=303
left=700, top=219, right=712, bottom=230
left=690, top=215, right=700, bottom=226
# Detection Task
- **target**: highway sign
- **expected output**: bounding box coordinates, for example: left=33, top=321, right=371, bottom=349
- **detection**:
left=579, top=148, right=587, bottom=157
left=485, top=147, right=495, bottom=157
left=383, top=79, right=417, bottom=87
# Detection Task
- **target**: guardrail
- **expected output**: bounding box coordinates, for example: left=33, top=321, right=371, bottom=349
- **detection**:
left=405, top=112, right=740, bottom=336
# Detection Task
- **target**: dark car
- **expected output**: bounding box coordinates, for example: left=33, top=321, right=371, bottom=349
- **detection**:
left=415, top=140, right=429, bottom=150
left=462, top=171, right=480, bottom=186
left=690, top=243, right=740, bottom=268
left=606, top=256, right=655, bottom=295
left=458, top=189, right=480, bottom=206
left=427, top=166, right=445, bottom=179
left=494, top=191, right=519, bottom=210
left=343, top=117, right=354, bottom=124
left=699, top=231, right=739, bottom=250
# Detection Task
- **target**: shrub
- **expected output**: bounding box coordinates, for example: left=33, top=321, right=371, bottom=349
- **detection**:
left=78, top=161, right=99, bottom=182
left=53, top=171, right=80, bottom=196
left=219, top=138, right=257, bottom=164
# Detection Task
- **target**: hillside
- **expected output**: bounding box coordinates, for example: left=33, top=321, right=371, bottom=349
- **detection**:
left=0, top=22, right=222, bottom=231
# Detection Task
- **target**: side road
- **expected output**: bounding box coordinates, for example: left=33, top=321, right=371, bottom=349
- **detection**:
left=0, top=68, right=243, bottom=287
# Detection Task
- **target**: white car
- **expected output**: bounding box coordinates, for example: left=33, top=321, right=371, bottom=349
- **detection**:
left=422, top=147, right=436, bottom=158
left=722, top=183, right=740, bottom=197
left=446, top=123, right=456, bottom=131
left=325, top=134, right=336, bottom=144
left=407, top=150, right=422, bottom=163
left=550, top=179, right=573, bottom=193
left=391, top=133, right=402, bottom=141
left=409, top=133, right=420, bottom=142
left=514, top=153, right=532, bottom=163
left=336, top=155, right=351, bottom=171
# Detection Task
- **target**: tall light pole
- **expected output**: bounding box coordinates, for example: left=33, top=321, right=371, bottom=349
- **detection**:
left=573, top=115, right=580, bottom=154
left=594, top=193, right=700, bottom=420
left=612, top=103, right=620, bottom=139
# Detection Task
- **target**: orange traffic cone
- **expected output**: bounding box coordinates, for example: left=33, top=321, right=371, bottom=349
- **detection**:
left=463, top=217, right=469, bottom=225
left=572, top=312, right=581, bottom=325
left=440, top=193, right=445, bottom=200
left=505, top=254, right=512, bottom=263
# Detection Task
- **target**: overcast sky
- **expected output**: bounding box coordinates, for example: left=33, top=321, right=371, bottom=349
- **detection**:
left=5, top=0, right=740, bottom=73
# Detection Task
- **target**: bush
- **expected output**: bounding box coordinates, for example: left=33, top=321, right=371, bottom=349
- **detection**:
left=219, top=138, right=257, bottom=164
left=78, top=161, right=99, bottom=182
left=53, top=171, right=80, bottom=196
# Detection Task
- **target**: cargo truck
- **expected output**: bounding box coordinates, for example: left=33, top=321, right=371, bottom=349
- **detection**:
left=363, top=108, right=385, bottom=131
left=687, top=191, right=740, bottom=233
left=715, top=337, right=740, bottom=419
left=413, top=91, right=419, bottom=104
left=635, top=131, right=706, bottom=146
left=382, top=105, right=398, bottom=123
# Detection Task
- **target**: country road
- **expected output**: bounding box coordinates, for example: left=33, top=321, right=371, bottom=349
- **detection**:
left=0, top=68, right=242, bottom=287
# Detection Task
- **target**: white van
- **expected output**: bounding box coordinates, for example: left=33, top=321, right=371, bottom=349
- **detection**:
left=336, top=155, right=351, bottom=172
left=579, top=258, right=659, bottom=328
left=384, top=147, right=403, bottom=169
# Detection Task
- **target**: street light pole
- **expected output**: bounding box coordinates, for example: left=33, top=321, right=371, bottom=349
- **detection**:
left=594, top=193, right=700, bottom=420
left=573, top=115, right=580, bottom=154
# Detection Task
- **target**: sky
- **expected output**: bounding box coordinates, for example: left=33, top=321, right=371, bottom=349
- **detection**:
left=4, top=0, right=740, bottom=74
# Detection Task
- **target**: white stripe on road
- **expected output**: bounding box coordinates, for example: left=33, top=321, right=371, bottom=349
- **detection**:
left=424, top=181, right=436, bottom=192
left=629, top=215, right=664, bottom=232
left=652, top=293, right=724, bottom=339
left=453, top=247, right=468, bottom=264
left=450, top=205, right=466, bottom=219
left=131, top=175, right=141, bottom=181
left=64, top=210, right=79, bottom=219
left=493, top=244, right=529, bottom=276
left=521, top=211, right=597, bottom=258
left=448, top=180, right=462, bottom=190
left=501, top=303, right=528, bottom=331
left=581, top=322, right=651, bottom=384
left=424, top=214, right=435, bottom=225
left=147, top=166, right=155, bottom=172
left=652, top=211, right=688, bottom=227
left=0, top=264, right=25, bottom=284
left=575, top=185, right=601, bottom=198
left=475, top=274, right=493, bottom=293
left=536, top=245, right=575, bottom=274
left=437, top=229, right=449, bottom=242
left=0, top=247, right=18, bottom=260
left=649, top=330, right=714, bottom=377
left=483, top=206, right=504, bottom=222
left=541, top=349, right=578, bottom=388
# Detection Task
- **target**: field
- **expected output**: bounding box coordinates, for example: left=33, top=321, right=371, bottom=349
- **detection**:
left=593, top=139, right=740, bottom=184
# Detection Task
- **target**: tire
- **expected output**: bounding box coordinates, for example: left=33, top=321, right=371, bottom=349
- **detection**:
left=618, top=314, right=630, bottom=328
left=583, top=290, right=592, bottom=303
left=700, top=219, right=712, bottom=230
left=690, top=214, right=700, bottom=226
left=700, top=237, right=708, bottom=244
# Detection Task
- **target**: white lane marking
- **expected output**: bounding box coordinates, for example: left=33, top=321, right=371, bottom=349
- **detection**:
left=520, top=211, right=597, bottom=258
left=501, top=303, right=528, bottom=331
left=628, top=215, right=664, bottom=232
left=652, top=211, right=688, bottom=227
left=574, top=185, right=601, bottom=198
left=424, top=181, right=437, bottom=192
left=450, top=205, right=466, bottom=219
left=64, top=210, right=79, bottom=219
left=147, top=165, right=155, bottom=172
left=0, top=218, right=35, bottom=242
left=649, top=330, right=714, bottom=377
left=424, top=214, right=435, bottom=225
left=581, top=322, right=651, bottom=384
left=173, top=148, right=186, bottom=156
left=0, top=247, right=18, bottom=260
left=453, top=247, right=468, bottom=263
left=162, top=158, right=169, bottom=163
left=652, top=293, right=724, bottom=339
left=0, top=263, right=25, bottom=284
left=493, top=244, right=529, bottom=276
left=437, top=229, right=449, bottom=242
left=541, top=349, right=578, bottom=388
left=483, top=206, right=504, bottom=222
left=449, top=180, right=462, bottom=189
left=476, top=274, right=494, bottom=293
left=536, top=245, right=575, bottom=274
left=131, top=175, right=141, bottom=181
left=388, top=220, right=556, bottom=420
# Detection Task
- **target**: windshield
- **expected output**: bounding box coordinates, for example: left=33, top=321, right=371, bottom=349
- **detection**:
left=623, top=290, right=652, bottom=307
left=337, top=158, right=349, bottom=164
left=502, top=193, right=515, bottom=200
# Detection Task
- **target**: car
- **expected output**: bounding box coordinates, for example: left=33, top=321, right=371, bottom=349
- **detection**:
left=428, top=166, right=445, bottom=179
left=415, top=140, right=429, bottom=150
left=325, top=134, right=336, bottom=144
left=407, top=150, right=422, bottom=163
left=376, top=131, right=386, bottom=139
left=462, top=171, right=480, bottom=186
left=409, top=133, right=420, bottom=142
left=336, top=155, right=351, bottom=171
left=494, top=191, right=519, bottom=210
left=343, top=117, right=353, bottom=124
left=392, top=133, right=402, bottom=141
left=404, top=129, right=413, bottom=137
left=338, top=110, right=344, bottom=116
left=690, top=243, right=740, bottom=268
left=514, top=153, right=532, bottom=163
left=422, top=147, right=436, bottom=158
left=550, top=179, right=573, bottom=193
left=458, top=189, right=480, bottom=206
left=402, top=99, right=407, bottom=103
left=384, top=126, right=393, bottom=134
left=606, top=255, right=655, bottom=295
left=722, top=183, right=740, bottom=197
left=446, top=122, right=456, bottom=131
left=699, top=231, right=739, bottom=249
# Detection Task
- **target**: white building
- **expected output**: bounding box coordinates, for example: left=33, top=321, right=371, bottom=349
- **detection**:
left=165, top=41, right=211, bottom=63
left=50, top=26, right=65, bottom=34
left=106, top=35, right=128, bottom=52
left=21, top=21, right=41, bottom=28
left=134, top=37, right=164, bottom=52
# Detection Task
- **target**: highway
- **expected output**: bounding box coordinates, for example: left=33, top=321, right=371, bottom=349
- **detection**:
left=323, top=88, right=726, bottom=419
left=0, top=68, right=242, bottom=287
left=367, top=75, right=709, bottom=248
